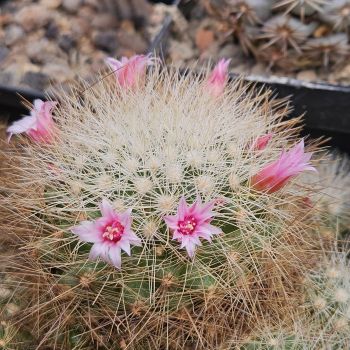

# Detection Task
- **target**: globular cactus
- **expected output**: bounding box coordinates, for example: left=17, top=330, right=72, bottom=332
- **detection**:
left=0, top=56, right=341, bottom=349
left=301, top=250, right=350, bottom=349
left=301, top=152, right=350, bottom=235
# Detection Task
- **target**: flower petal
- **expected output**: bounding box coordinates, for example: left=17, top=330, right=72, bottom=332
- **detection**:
left=71, top=221, right=102, bottom=243
left=99, top=198, right=115, bottom=219
left=123, top=230, right=142, bottom=246
left=178, top=196, right=188, bottom=220
left=7, top=115, right=37, bottom=140
left=89, top=242, right=109, bottom=261
left=119, top=208, right=132, bottom=229
left=164, top=215, right=179, bottom=230
left=118, top=239, right=131, bottom=256
left=108, top=245, right=122, bottom=269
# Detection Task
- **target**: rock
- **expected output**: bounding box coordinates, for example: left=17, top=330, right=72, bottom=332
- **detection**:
left=21, top=71, right=50, bottom=91
left=58, top=34, right=76, bottom=52
left=218, top=44, right=244, bottom=63
left=62, top=0, right=82, bottom=14
left=199, top=41, right=220, bottom=61
left=231, top=64, right=251, bottom=75
left=0, top=46, right=9, bottom=63
left=45, top=21, right=59, bottom=39
left=91, top=14, right=118, bottom=30
left=0, top=72, right=13, bottom=85
left=78, top=5, right=95, bottom=21
left=14, top=5, right=51, bottom=32
left=3, top=65, right=22, bottom=86
left=0, top=13, right=12, bottom=27
left=251, top=63, right=267, bottom=75
left=5, top=25, right=24, bottom=46
left=84, top=0, right=100, bottom=9
left=42, top=63, right=74, bottom=83
left=130, top=0, right=153, bottom=28
left=169, top=40, right=194, bottom=63
left=70, top=18, right=91, bottom=37
left=296, top=70, right=318, bottom=82
left=40, top=0, right=62, bottom=9
left=114, top=0, right=133, bottom=20
left=26, top=38, right=63, bottom=64
left=93, top=31, right=118, bottom=53
left=116, top=31, right=148, bottom=53
left=195, top=28, right=215, bottom=52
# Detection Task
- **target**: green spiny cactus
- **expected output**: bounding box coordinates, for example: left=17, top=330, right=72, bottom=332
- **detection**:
left=0, top=57, right=340, bottom=349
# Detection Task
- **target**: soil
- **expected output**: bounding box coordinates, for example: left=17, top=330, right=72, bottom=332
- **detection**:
left=0, top=0, right=168, bottom=93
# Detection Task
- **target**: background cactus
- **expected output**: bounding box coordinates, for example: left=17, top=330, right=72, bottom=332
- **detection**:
left=300, top=249, right=350, bottom=349
left=0, top=59, right=348, bottom=349
left=170, top=0, right=350, bottom=78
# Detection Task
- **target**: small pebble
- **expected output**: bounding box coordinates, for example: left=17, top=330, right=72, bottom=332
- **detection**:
left=21, top=71, right=50, bottom=91
left=4, top=24, right=24, bottom=46
left=14, top=5, right=51, bottom=32
left=93, top=31, right=118, bottom=53
left=195, top=28, right=215, bottom=52
left=91, top=14, right=118, bottom=30
left=169, top=40, right=194, bottom=62
left=58, top=34, right=76, bottom=52
left=251, top=63, right=267, bottom=75
left=42, top=63, right=74, bottom=83
left=116, top=31, right=148, bottom=53
left=62, top=0, right=82, bottom=14
left=296, top=70, right=318, bottom=82
left=84, top=0, right=100, bottom=9
left=40, top=0, right=62, bottom=9
left=45, top=21, right=59, bottom=39
left=26, top=38, right=61, bottom=64
left=0, top=46, right=9, bottom=63
left=218, top=44, right=244, bottom=63
left=0, top=72, right=13, bottom=85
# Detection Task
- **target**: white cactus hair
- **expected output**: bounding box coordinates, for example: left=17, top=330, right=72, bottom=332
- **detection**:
left=302, top=152, right=350, bottom=228
left=0, top=58, right=344, bottom=349
left=301, top=248, right=350, bottom=348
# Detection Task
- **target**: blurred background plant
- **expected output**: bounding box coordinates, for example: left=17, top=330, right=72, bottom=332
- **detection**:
left=166, top=0, right=350, bottom=84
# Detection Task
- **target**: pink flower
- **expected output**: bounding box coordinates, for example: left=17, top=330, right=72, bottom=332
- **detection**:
left=105, top=54, right=154, bottom=89
left=206, top=58, right=231, bottom=97
left=7, top=99, right=57, bottom=143
left=71, top=198, right=141, bottom=269
left=251, top=139, right=316, bottom=193
left=164, top=197, right=221, bottom=258
left=251, top=133, right=273, bottom=151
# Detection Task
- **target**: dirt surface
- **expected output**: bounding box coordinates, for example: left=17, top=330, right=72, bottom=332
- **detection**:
left=0, top=0, right=167, bottom=93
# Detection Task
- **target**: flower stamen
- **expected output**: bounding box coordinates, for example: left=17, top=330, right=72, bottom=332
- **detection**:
left=178, top=217, right=197, bottom=236
left=102, top=222, right=124, bottom=242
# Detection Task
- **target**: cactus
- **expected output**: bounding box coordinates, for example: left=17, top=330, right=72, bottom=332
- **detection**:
left=301, top=152, right=350, bottom=235
left=0, top=57, right=346, bottom=349
left=175, top=0, right=350, bottom=74
left=300, top=249, right=350, bottom=349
